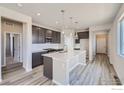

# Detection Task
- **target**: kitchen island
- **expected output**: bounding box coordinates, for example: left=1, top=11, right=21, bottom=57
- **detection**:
left=43, top=50, right=86, bottom=85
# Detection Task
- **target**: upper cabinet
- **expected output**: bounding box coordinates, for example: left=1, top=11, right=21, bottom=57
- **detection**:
left=39, top=28, right=46, bottom=43
left=52, top=31, right=61, bottom=43
left=46, top=30, right=52, bottom=38
left=32, top=25, right=46, bottom=44
left=45, top=30, right=52, bottom=43
left=32, top=25, right=61, bottom=44
left=78, top=31, right=89, bottom=39
left=32, top=25, right=39, bottom=43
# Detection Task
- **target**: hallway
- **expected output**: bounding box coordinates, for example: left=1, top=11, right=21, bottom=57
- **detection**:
left=70, top=54, right=121, bottom=85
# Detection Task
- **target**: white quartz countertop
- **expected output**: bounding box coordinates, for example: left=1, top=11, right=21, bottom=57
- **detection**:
left=42, top=50, right=85, bottom=61
left=32, top=50, right=48, bottom=53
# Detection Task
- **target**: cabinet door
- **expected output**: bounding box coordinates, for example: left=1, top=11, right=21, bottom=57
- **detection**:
left=32, top=52, right=41, bottom=68
left=32, top=52, right=48, bottom=68
left=78, top=31, right=89, bottom=39
left=56, top=32, right=61, bottom=43
left=43, top=56, right=53, bottom=79
left=39, top=28, right=46, bottom=43
left=52, top=31, right=57, bottom=43
left=45, top=30, right=52, bottom=43
left=32, top=26, right=39, bottom=44
left=46, top=30, right=52, bottom=38
left=52, top=31, right=61, bottom=43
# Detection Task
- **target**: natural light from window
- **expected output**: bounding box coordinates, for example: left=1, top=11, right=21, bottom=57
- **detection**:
left=120, top=18, right=124, bottom=55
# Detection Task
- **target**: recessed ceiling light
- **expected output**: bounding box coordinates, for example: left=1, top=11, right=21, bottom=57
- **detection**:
left=56, top=21, right=58, bottom=24
left=62, top=31, right=65, bottom=34
left=17, top=3, right=23, bottom=7
left=37, top=13, right=41, bottom=16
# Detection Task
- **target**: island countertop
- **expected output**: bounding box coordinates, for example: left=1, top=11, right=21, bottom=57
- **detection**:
left=43, top=50, right=86, bottom=85
left=42, top=50, right=85, bottom=61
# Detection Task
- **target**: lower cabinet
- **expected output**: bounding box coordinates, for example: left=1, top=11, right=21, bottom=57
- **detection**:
left=43, top=56, right=53, bottom=79
left=32, top=51, right=47, bottom=68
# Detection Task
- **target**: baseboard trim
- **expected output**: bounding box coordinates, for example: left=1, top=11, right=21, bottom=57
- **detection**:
left=52, top=79, right=62, bottom=85
left=25, top=68, right=32, bottom=72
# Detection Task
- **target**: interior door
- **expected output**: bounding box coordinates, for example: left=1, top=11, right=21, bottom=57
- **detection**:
left=14, top=34, right=20, bottom=62
left=96, top=34, right=107, bottom=54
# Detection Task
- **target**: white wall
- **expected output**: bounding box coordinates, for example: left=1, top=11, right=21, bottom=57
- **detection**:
left=80, top=39, right=89, bottom=56
left=109, top=4, right=124, bottom=84
left=32, top=44, right=63, bottom=52
left=0, top=7, right=32, bottom=81
left=89, top=30, right=93, bottom=61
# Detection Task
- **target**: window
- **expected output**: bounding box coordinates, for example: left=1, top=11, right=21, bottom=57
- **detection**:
left=120, top=18, right=124, bottom=55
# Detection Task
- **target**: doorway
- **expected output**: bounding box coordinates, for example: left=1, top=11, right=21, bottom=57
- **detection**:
left=5, top=32, right=22, bottom=66
left=2, top=32, right=23, bottom=80
left=96, top=34, right=107, bottom=54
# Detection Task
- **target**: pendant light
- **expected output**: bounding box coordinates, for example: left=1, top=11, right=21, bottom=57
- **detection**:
left=61, top=10, right=65, bottom=31
left=74, top=22, right=78, bottom=39
left=69, top=17, right=73, bottom=29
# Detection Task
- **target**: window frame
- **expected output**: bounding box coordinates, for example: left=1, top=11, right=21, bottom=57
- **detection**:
left=118, top=14, right=124, bottom=57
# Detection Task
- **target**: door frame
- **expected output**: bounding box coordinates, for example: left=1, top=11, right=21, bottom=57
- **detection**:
left=3, top=31, right=22, bottom=67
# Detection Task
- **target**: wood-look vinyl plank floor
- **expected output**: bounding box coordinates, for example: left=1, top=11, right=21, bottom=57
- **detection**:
left=0, top=54, right=121, bottom=85
left=70, top=54, right=121, bottom=85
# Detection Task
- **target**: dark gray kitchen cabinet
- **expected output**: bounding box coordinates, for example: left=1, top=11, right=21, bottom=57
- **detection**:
left=52, top=31, right=61, bottom=43
left=45, top=30, right=52, bottom=43
left=46, top=30, right=52, bottom=38
left=32, top=52, right=41, bottom=68
left=39, top=28, right=46, bottom=43
left=43, top=56, right=53, bottom=79
left=32, top=25, right=61, bottom=44
left=75, top=31, right=89, bottom=44
left=32, top=25, right=46, bottom=44
left=32, top=51, right=47, bottom=68
left=56, top=32, right=61, bottom=43
left=78, top=31, right=89, bottom=39
left=32, top=26, right=39, bottom=43
left=52, top=31, right=56, bottom=43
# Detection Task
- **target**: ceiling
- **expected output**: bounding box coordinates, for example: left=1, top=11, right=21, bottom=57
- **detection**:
left=0, top=3, right=122, bottom=30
